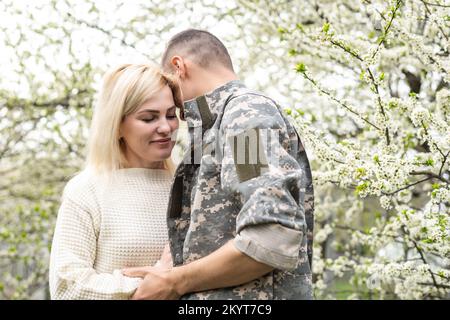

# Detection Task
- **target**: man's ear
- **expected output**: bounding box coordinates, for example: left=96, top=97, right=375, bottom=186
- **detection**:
left=170, top=56, right=186, bottom=78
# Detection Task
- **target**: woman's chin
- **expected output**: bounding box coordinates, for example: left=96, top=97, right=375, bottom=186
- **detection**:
left=148, top=143, right=174, bottom=159
left=154, top=150, right=173, bottom=161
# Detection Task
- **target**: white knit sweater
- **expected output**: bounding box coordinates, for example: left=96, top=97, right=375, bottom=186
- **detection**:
left=49, top=168, right=173, bottom=300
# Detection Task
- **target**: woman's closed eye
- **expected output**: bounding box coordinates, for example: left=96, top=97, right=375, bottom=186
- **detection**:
left=141, top=114, right=177, bottom=123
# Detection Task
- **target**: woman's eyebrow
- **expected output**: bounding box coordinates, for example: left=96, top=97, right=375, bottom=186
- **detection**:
left=137, top=106, right=176, bottom=115
left=137, top=109, right=159, bottom=114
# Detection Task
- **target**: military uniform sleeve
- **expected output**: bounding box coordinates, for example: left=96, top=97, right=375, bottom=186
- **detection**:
left=49, top=183, right=141, bottom=300
left=220, top=94, right=306, bottom=271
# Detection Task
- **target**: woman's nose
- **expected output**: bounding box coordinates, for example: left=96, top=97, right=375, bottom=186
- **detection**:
left=156, top=118, right=171, bottom=135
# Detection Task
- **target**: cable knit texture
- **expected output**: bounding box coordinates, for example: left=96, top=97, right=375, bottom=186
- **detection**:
left=49, top=168, right=172, bottom=300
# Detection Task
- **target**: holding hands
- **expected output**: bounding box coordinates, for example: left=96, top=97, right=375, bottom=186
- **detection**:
left=122, top=244, right=182, bottom=300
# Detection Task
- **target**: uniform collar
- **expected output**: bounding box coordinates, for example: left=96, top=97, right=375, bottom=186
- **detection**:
left=183, top=80, right=246, bottom=130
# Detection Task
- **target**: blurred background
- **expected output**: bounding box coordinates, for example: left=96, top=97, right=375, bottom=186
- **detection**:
left=0, top=0, right=449, bottom=299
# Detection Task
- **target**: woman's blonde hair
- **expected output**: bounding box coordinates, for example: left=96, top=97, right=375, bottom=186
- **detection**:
left=86, top=63, right=183, bottom=175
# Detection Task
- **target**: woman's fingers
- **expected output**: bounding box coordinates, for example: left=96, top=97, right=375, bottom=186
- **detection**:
left=159, top=243, right=173, bottom=268
left=122, top=266, right=153, bottom=278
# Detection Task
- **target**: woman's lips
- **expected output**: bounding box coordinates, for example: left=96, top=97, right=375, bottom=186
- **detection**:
left=150, top=138, right=171, bottom=145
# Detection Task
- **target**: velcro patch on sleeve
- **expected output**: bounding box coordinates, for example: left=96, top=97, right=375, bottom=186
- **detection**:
left=228, top=128, right=268, bottom=182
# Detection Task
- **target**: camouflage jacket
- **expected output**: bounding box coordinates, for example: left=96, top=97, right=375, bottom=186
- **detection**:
left=167, top=80, right=314, bottom=299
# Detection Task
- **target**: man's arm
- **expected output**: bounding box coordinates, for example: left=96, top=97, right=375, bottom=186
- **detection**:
left=123, top=240, right=273, bottom=299
left=172, top=240, right=273, bottom=295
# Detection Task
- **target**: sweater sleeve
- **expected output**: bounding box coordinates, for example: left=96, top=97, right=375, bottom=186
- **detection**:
left=49, top=179, right=141, bottom=300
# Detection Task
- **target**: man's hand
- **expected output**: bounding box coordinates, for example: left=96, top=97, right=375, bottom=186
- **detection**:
left=127, top=268, right=181, bottom=300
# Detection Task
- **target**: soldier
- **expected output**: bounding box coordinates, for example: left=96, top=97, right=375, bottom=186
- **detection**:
left=123, top=29, right=314, bottom=299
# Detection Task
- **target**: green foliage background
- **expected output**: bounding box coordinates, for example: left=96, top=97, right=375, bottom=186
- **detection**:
left=1, top=0, right=449, bottom=299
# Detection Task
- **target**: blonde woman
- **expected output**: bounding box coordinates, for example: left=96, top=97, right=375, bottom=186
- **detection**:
left=49, top=64, right=182, bottom=299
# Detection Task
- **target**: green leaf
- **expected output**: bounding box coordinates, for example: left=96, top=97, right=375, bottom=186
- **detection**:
left=401, top=210, right=410, bottom=221
left=359, top=70, right=366, bottom=81
left=431, top=183, right=440, bottom=190
left=438, top=215, right=448, bottom=232
left=373, top=155, right=380, bottom=164
left=355, top=182, right=369, bottom=194
left=295, top=63, right=306, bottom=73
left=356, top=167, right=366, bottom=179
left=277, top=27, right=287, bottom=34
left=377, top=36, right=384, bottom=45
left=388, top=101, right=398, bottom=109
left=296, top=23, right=305, bottom=32
left=0, top=229, right=11, bottom=239
left=288, top=49, right=298, bottom=56
left=322, top=22, right=330, bottom=34
left=40, top=209, right=49, bottom=219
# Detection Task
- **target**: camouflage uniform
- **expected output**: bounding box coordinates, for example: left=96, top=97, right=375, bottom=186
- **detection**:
left=167, top=80, right=314, bottom=299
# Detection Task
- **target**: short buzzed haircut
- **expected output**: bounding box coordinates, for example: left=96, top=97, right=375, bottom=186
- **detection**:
left=161, top=29, right=234, bottom=72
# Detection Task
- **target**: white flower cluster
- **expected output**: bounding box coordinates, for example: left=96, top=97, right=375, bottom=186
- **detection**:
left=436, top=89, right=450, bottom=114
left=379, top=195, right=392, bottom=210
left=265, top=0, right=450, bottom=299
left=410, top=106, right=430, bottom=127
left=315, top=223, right=334, bottom=243
left=362, top=261, right=449, bottom=299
